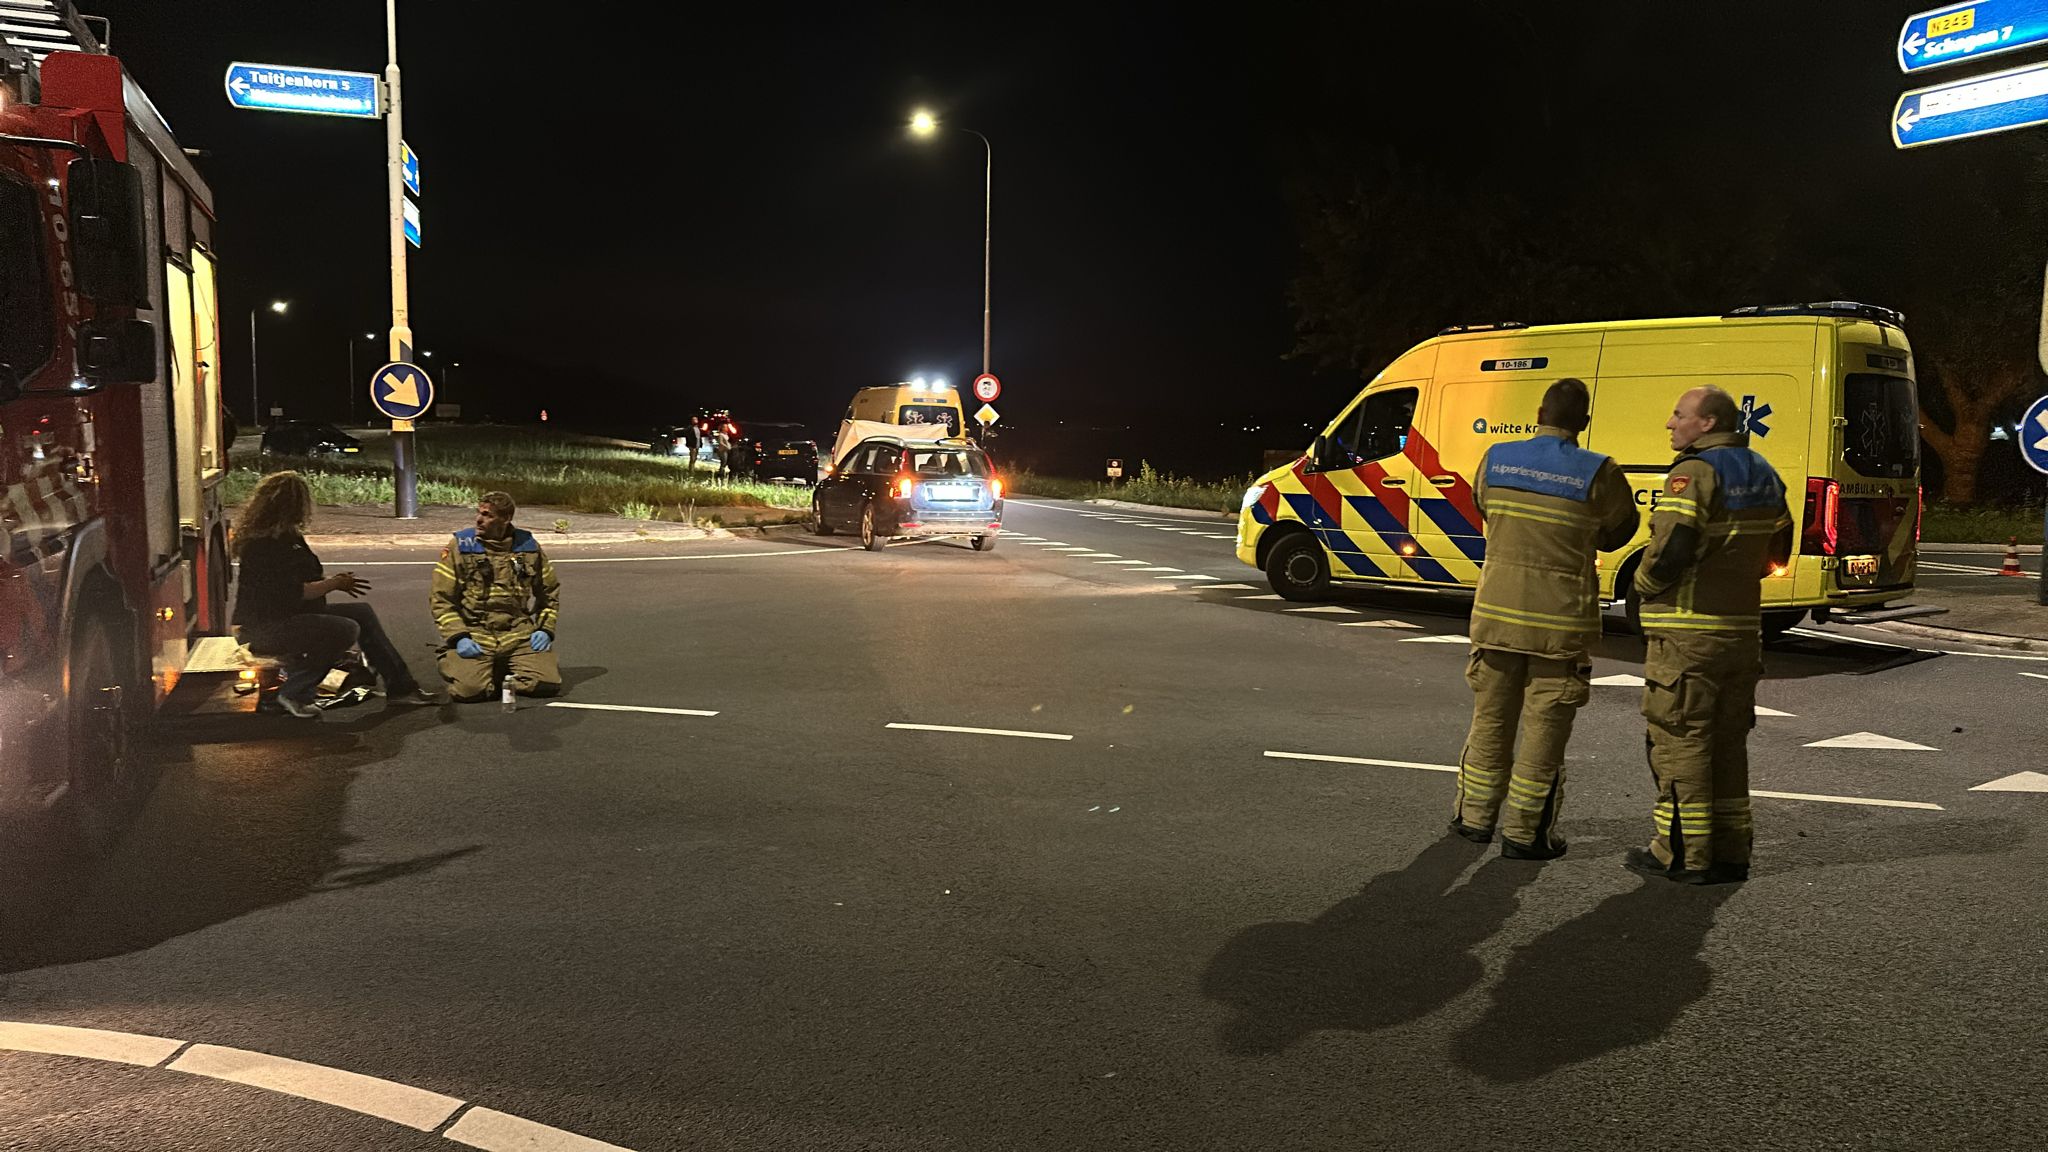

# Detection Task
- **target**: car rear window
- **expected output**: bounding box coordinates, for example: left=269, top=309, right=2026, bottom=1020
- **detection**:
left=1842, top=373, right=1918, bottom=479
left=898, top=405, right=961, bottom=435
left=906, top=449, right=989, bottom=476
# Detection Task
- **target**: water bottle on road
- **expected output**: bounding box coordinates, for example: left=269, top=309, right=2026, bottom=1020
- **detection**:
left=501, top=683, right=516, bottom=713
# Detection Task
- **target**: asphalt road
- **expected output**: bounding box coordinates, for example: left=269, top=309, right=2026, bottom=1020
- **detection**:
left=2, top=499, right=2043, bottom=1150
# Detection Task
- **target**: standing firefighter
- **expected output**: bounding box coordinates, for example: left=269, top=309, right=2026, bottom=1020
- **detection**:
left=1628, top=386, right=1791, bottom=885
left=432, top=491, right=563, bottom=702
left=1451, top=379, right=1639, bottom=859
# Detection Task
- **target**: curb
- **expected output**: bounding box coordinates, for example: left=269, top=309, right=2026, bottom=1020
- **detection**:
left=1080, top=498, right=1236, bottom=521
left=1868, top=618, right=2048, bottom=651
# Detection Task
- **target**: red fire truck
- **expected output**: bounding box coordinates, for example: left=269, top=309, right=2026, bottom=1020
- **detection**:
left=1, top=9, right=231, bottom=837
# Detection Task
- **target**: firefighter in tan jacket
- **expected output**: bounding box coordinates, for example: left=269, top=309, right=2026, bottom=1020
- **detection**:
left=431, top=491, right=562, bottom=701
left=1451, top=379, right=1639, bottom=859
left=1627, top=386, right=1791, bottom=885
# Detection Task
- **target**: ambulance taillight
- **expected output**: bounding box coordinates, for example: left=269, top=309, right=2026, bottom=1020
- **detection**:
left=1801, top=477, right=1840, bottom=556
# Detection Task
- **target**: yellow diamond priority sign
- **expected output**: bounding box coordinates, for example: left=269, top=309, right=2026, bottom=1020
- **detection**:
left=974, top=403, right=999, bottom=427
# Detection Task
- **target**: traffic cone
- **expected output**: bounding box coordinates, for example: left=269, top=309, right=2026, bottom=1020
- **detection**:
left=1999, top=536, right=2025, bottom=577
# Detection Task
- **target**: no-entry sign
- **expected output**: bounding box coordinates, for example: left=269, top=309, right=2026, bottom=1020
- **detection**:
left=972, top=373, right=1002, bottom=403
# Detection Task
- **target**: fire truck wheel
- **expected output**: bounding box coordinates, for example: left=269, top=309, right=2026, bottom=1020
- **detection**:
left=1265, top=531, right=1330, bottom=601
left=65, top=614, right=133, bottom=853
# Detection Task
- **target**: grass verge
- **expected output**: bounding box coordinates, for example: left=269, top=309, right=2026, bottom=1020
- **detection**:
left=228, top=426, right=815, bottom=519
left=1921, top=503, right=2044, bottom=545
left=1008, top=462, right=1254, bottom=515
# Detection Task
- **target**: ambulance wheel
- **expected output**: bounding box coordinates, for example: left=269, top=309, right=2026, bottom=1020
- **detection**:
left=1762, top=609, right=1806, bottom=640
left=1265, top=532, right=1329, bottom=601
left=860, top=503, right=887, bottom=551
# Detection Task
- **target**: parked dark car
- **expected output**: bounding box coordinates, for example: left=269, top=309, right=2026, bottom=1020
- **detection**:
left=260, top=421, right=362, bottom=458
left=727, top=421, right=819, bottom=483
left=811, top=436, right=1002, bottom=551
left=649, top=425, right=701, bottom=459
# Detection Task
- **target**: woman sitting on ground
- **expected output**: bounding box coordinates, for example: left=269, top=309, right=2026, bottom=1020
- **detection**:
left=232, top=471, right=438, bottom=717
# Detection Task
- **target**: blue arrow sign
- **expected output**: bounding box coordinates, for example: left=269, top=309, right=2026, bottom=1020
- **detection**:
left=223, top=62, right=381, bottom=119
left=402, top=141, right=421, bottom=196
left=403, top=198, right=421, bottom=249
left=1892, top=58, right=2048, bottom=147
left=1899, top=1, right=2048, bottom=73
left=2020, top=395, right=2048, bottom=475
left=369, top=361, right=434, bottom=422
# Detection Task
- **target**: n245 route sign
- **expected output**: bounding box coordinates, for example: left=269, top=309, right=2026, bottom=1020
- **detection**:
left=1899, top=1, right=2048, bottom=73
left=1893, top=57, right=2048, bottom=147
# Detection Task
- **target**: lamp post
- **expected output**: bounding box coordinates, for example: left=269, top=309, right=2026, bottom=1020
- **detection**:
left=248, top=299, right=288, bottom=426
left=908, top=109, right=992, bottom=377
left=347, top=331, right=376, bottom=425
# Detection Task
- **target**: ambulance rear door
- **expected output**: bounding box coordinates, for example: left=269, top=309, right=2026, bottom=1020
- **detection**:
left=1414, top=332, right=1606, bottom=586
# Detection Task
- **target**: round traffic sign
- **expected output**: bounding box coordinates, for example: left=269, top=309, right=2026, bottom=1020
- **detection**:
left=972, top=373, right=1002, bottom=403
left=369, top=361, right=435, bottom=421
left=2021, top=394, right=2048, bottom=476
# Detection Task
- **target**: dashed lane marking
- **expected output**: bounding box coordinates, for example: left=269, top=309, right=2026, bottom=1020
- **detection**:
left=546, top=702, right=720, bottom=718
left=1097, top=559, right=1152, bottom=565
left=1264, top=754, right=1946, bottom=811
left=1970, top=771, right=2048, bottom=793
left=1045, top=546, right=1099, bottom=551
left=1156, top=574, right=1219, bottom=581
left=1203, top=583, right=1260, bottom=590
left=1339, top=619, right=1422, bottom=629
left=2022, top=672, right=2048, bottom=681
left=333, top=549, right=838, bottom=567
left=885, top=722, right=1074, bottom=742
left=1398, top=634, right=1471, bottom=644
left=1129, top=567, right=1183, bottom=573
left=1284, top=605, right=1359, bottom=615
left=1753, top=705, right=1797, bottom=717
left=1802, top=732, right=1939, bottom=750
left=0, top=1022, right=638, bottom=1148
left=1751, top=789, right=1945, bottom=811
left=1071, top=552, right=1121, bottom=558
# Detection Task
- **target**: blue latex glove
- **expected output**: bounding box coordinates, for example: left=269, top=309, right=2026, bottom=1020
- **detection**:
left=530, top=629, right=553, bottom=652
left=454, top=636, right=484, bottom=659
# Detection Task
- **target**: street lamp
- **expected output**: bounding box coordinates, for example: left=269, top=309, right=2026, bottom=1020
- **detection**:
left=346, top=331, right=379, bottom=426
left=249, top=299, right=288, bottom=426
left=908, top=108, right=993, bottom=378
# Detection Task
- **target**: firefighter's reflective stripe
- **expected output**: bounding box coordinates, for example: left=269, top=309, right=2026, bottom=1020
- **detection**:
left=1506, top=773, right=1554, bottom=813
left=1470, top=601, right=1596, bottom=632
left=1641, top=609, right=1764, bottom=630
left=1653, top=801, right=1713, bottom=834
left=1485, top=497, right=1598, bottom=531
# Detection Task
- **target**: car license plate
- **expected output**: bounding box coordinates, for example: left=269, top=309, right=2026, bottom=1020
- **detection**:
left=777, top=449, right=798, bottom=455
left=1844, top=555, right=1879, bottom=579
left=927, top=483, right=971, bottom=500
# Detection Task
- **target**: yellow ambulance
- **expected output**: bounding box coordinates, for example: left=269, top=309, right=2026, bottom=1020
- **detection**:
left=1237, top=303, right=1920, bottom=633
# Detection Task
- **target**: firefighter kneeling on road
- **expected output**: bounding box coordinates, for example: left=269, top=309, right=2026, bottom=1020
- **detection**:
left=1627, top=386, right=1791, bottom=885
left=432, top=491, right=563, bottom=702
left=1451, top=378, right=1639, bottom=859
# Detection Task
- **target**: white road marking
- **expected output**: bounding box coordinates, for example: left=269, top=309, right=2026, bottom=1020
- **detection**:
left=886, top=722, right=1073, bottom=741
left=1593, top=674, right=1646, bottom=686
left=1045, top=546, right=1098, bottom=551
left=1072, top=552, right=1120, bottom=558
left=1802, top=732, right=1938, bottom=750
left=2023, top=672, right=2048, bottom=681
left=1156, top=574, right=1219, bottom=581
left=445, top=1107, right=634, bottom=1152
left=1030, top=541, right=1071, bottom=547
left=1751, top=789, right=1944, bottom=811
left=1398, top=634, right=1471, bottom=644
left=0, top=1023, right=639, bottom=1148
left=1970, top=771, right=2048, bottom=793
left=1265, top=750, right=1458, bottom=773
left=170, top=1044, right=463, bottom=1131
left=1128, top=566, right=1183, bottom=573
left=1788, top=626, right=2048, bottom=662
left=1284, top=605, right=1359, bottom=615
left=1201, top=534, right=1239, bottom=540
left=1754, top=705, right=1796, bottom=717
left=0, top=1021, right=181, bottom=1067
left=333, top=549, right=839, bottom=567
left=1918, top=561, right=2004, bottom=575
left=1339, top=619, right=1422, bottom=628
left=1203, top=583, right=1260, bottom=590
left=546, top=702, right=719, bottom=718
left=1097, top=559, right=1152, bottom=565
left=1244, top=594, right=1286, bottom=600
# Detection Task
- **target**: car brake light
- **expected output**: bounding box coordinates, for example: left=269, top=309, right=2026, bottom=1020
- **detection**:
left=896, top=475, right=917, bottom=498
left=1801, top=476, right=1839, bottom=557
left=990, top=477, right=1003, bottom=499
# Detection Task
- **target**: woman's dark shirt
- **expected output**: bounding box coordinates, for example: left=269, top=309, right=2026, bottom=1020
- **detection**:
left=232, top=531, right=324, bottom=627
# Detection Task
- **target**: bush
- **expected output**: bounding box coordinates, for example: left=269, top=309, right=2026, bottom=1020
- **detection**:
left=1921, top=502, right=2044, bottom=545
left=1006, top=461, right=1252, bottom=514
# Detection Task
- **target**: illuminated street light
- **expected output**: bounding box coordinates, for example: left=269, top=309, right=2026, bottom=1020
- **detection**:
left=906, top=108, right=993, bottom=379
left=250, top=300, right=290, bottom=425
left=909, top=109, right=937, bottom=138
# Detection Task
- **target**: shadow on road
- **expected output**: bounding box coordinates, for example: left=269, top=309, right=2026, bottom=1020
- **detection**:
left=1200, top=835, right=1536, bottom=1056
left=0, top=706, right=479, bottom=979
left=1452, top=815, right=2023, bottom=1082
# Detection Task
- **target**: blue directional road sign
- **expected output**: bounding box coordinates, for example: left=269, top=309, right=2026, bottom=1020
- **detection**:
left=1899, top=1, right=2048, bottom=73
left=2020, top=395, right=2048, bottom=475
left=1892, top=58, right=2048, bottom=147
left=223, top=62, right=381, bottom=119
left=403, top=198, right=421, bottom=249
left=369, top=361, right=434, bottom=421
left=402, top=141, right=421, bottom=196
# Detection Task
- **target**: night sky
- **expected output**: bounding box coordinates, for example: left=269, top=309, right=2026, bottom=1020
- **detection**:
left=80, top=2, right=2038, bottom=477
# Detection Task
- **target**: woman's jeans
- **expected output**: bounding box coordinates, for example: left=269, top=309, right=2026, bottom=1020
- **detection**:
left=244, top=602, right=420, bottom=704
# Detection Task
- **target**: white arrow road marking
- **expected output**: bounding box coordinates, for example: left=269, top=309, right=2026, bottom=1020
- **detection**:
left=1284, top=605, right=1360, bottom=615
left=1339, top=619, right=1422, bottom=628
left=1751, top=789, right=1943, bottom=811
left=1398, top=634, right=1471, bottom=644
left=2021, top=672, right=2048, bottom=681
left=1593, top=673, right=1647, bottom=686
left=1970, top=771, right=2048, bottom=792
left=1753, top=705, right=1797, bottom=717
left=1802, top=731, right=1939, bottom=750
left=886, top=722, right=1072, bottom=741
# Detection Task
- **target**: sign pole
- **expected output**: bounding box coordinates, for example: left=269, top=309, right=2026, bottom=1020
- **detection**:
left=384, top=0, right=418, bottom=519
